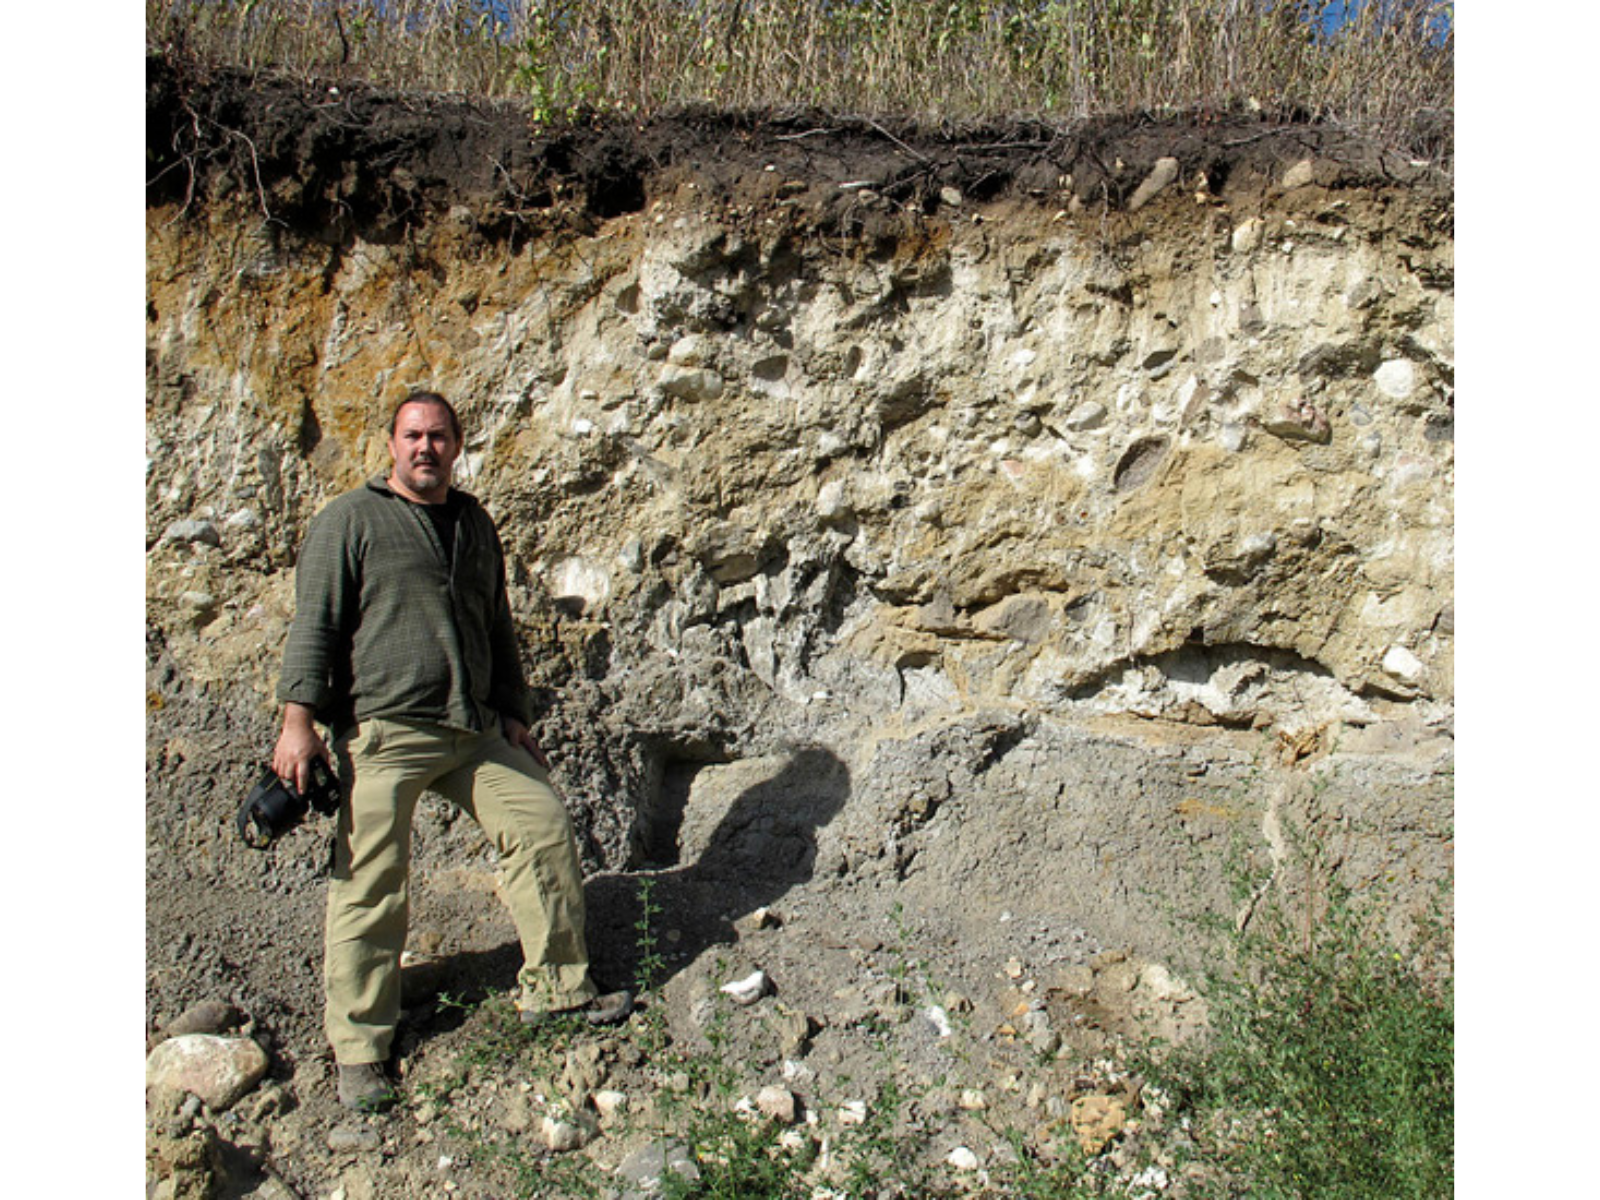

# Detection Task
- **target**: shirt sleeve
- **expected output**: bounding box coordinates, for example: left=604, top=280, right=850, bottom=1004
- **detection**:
left=275, top=505, right=359, bottom=720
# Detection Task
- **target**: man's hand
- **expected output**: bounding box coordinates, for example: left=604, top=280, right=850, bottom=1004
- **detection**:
left=273, top=702, right=333, bottom=794
left=502, top=716, right=551, bottom=769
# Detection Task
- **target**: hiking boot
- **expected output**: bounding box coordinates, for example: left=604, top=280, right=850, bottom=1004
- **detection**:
left=519, top=989, right=634, bottom=1029
left=337, top=1062, right=398, bottom=1113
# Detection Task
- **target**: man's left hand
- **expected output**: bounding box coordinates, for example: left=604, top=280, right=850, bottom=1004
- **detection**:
left=502, top=716, right=551, bottom=769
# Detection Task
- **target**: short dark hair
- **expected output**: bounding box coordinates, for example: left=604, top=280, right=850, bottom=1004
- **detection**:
left=389, top=391, right=462, bottom=439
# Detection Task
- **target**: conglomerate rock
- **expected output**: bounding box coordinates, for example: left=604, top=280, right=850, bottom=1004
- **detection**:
left=145, top=73, right=1452, bottom=1135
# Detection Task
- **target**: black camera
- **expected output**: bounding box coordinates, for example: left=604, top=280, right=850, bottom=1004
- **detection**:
left=237, top=758, right=343, bottom=848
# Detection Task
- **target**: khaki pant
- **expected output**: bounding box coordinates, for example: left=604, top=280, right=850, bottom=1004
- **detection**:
left=326, top=717, right=599, bottom=1065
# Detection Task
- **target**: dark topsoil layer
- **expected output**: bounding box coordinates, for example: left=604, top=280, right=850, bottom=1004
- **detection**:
left=146, top=54, right=1451, bottom=246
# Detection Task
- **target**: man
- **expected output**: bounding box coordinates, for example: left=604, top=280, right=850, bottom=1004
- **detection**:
left=273, top=390, right=631, bottom=1113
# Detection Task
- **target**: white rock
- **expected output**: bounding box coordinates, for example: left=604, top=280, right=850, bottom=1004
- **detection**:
left=720, top=969, right=772, bottom=1005
left=816, top=480, right=851, bottom=521
left=145, top=1034, right=269, bottom=1111
left=1065, top=401, right=1106, bottom=431
left=1231, top=217, right=1265, bottom=254
left=592, top=1089, right=628, bottom=1120
left=777, top=1128, right=810, bottom=1153
left=618, top=1141, right=700, bottom=1190
left=1128, top=157, right=1180, bottom=212
left=541, top=1114, right=591, bottom=1152
left=1374, top=358, right=1418, bottom=399
left=1140, top=962, right=1192, bottom=1001
left=947, top=1146, right=981, bottom=1171
left=660, top=365, right=724, bottom=401
left=838, top=1100, right=868, bottom=1125
left=1282, top=158, right=1316, bottom=189
left=667, top=334, right=713, bottom=366
left=757, top=1085, right=800, bottom=1124
left=551, top=557, right=611, bottom=613
left=1132, top=1164, right=1171, bottom=1189
left=1381, top=645, right=1425, bottom=684
left=816, top=430, right=850, bottom=458
left=922, top=1005, right=953, bottom=1037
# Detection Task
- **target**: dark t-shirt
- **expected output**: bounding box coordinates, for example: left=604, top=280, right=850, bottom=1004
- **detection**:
left=418, top=492, right=464, bottom=564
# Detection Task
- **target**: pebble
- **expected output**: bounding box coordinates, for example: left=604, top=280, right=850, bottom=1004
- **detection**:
left=659, top=365, right=724, bottom=402
left=947, top=1145, right=981, bottom=1171
left=162, top=519, right=221, bottom=547
left=1282, top=158, right=1317, bottom=189
left=757, top=1085, right=800, bottom=1124
left=253, top=1172, right=301, bottom=1200
left=838, top=1100, right=869, bottom=1125
left=326, top=1125, right=381, bottom=1153
left=592, top=1089, right=628, bottom=1121
left=1382, top=645, right=1425, bottom=685
left=164, top=999, right=243, bottom=1037
left=1374, top=358, right=1418, bottom=399
left=541, top=1113, right=593, bottom=1152
left=720, top=969, right=772, bottom=1005
left=816, top=480, right=852, bottom=523
left=1231, top=217, right=1265, bottom=254
left=1262, top=400, right=1331, bottom=443
left=1064, top=401, right=1106, bottom=431
left=617, top=1140, right=700, bottom=1191
left=1127, top=157, right=1180, bottom=212
left=1070, top=1094, right=1129, bottom=1154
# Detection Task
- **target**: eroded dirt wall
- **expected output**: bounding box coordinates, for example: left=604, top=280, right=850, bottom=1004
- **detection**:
left=146, top=66, right=1453, bottom=1059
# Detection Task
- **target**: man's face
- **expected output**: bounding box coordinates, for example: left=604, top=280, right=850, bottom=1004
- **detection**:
left=387, top=401, right=461, bottom=502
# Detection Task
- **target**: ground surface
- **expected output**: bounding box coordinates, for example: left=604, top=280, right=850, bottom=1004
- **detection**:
left=145, top=57, right=1450, bottom=1198
left=148, top=634, right=1215, bottom=1198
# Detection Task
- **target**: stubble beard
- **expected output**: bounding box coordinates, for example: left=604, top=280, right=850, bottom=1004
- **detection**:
left=398, top=458, right=449, bottom=498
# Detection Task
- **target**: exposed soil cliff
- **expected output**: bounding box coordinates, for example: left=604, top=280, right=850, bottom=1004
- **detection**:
left=145, top=57, right=1452, bottom=1198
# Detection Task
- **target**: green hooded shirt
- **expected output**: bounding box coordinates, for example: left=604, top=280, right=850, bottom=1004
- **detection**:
left=276, top=477, right=532, bottom=736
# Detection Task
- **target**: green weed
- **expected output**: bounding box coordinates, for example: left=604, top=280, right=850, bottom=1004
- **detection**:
left=1141, top=885, right=1453, bottom=1199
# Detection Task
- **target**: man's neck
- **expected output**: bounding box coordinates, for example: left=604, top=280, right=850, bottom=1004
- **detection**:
left=387, top=473, right=450, bottom=506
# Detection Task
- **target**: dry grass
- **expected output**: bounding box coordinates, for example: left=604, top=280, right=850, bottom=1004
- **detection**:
left=147, top=1, right=1452, bottom=156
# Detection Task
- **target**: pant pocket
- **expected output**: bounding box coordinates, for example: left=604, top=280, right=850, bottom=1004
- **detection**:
left=342, top=718, right=387, bottom=762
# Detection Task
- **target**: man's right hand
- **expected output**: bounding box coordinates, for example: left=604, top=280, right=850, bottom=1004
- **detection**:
left=273, top=702, right=332, bottom=795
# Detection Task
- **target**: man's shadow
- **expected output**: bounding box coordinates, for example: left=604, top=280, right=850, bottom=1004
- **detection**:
left=400, top=744, right=849, bottom=1028
left=584, top=744, right=851, bottom=991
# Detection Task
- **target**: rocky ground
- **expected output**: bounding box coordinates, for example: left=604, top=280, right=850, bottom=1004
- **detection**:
left=145, top=57, right=1452, bottom=1199
left=147, top=642, right=1217, bottom=1199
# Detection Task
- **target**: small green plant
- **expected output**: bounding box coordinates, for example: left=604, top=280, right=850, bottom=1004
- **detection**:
left=838, top=1073, right=932, bottom=1197
left=634, top=873, right=667, bottom=994
left=995, top=1125, right=1097, bottom=1199
left=658, top=1107, right=814, bottom=1200
left=1144, top=883, right=1453, bottom=1199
